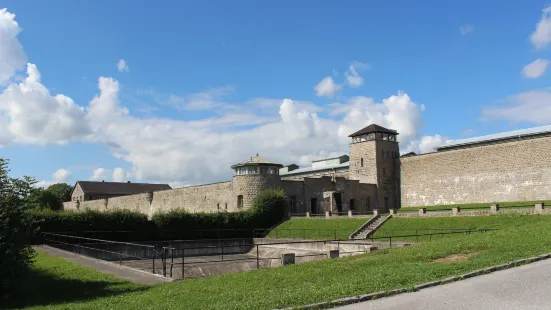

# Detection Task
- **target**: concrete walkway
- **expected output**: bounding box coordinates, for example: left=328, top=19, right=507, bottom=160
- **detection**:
left=335, top=258, right=551, bottom=310
left=35, top=245, right=172, bottom=285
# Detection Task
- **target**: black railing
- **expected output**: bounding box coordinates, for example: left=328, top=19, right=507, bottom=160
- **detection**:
left=41, top=227, right=496, bottom=279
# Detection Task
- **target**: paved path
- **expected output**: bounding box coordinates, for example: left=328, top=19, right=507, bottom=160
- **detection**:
left=336, top=258, right=551, bottom=310
left=35, top=245, right=172, bottom=285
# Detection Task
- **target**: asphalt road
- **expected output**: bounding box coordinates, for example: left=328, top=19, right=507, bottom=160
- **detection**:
left=335, top=258, right=551, bottom=310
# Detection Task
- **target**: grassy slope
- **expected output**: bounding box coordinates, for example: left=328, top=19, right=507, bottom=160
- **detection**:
left=4, top=214, right=551, bottom=310
left=266, top=218, right=368, bottom=240
left=400, top=200, right=551, bottom=212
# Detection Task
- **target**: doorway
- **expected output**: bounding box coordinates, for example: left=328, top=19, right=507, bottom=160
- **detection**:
left=333, top=192, right=342, bottom=213
left=310, top=198, right=317, bottom=214
left=349, top=199, right=356, bottom=211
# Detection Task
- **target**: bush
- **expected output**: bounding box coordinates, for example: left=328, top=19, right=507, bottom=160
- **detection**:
left=28, top=209, right=152, bottom=241
left=29, top=188, right=288, bottom=241
left=0, top=197, right=36, bottom=299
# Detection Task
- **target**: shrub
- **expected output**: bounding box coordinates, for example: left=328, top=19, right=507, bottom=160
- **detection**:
left=28, top=209, right=152, bottom=241
left=0, top=197, right=36, bottom=299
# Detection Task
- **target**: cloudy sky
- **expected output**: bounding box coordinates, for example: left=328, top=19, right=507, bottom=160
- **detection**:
left=1, top=1, right=550, bottom=188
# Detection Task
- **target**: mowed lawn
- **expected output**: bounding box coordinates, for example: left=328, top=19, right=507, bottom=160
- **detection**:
left=266, top=218, right=368, bottom=240
left=4, top=214, right=551, bottom=310
left=399, top=199, right=551, bottom=213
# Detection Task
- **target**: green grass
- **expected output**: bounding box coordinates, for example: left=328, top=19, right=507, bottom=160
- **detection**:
left=399, top=199, right=551, bottom=213
left=266, top=218, right=368, bottom=240
left=4, top=214, right=551, bottom=310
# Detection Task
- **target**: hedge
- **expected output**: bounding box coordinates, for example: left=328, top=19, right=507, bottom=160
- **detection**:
left=30, top=188, right=288, bottom=241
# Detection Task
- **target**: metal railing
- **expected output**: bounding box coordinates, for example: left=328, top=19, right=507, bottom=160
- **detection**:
left=41, top=227, right=496, bottom=280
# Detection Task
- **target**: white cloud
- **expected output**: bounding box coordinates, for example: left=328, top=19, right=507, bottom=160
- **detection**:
left=531, top=6, right=551, bottom=49
left=314, top=76, right=342, bottom=98
left=112, top=167, right=131, bottom=182
left=117, top=59, right=129, bottom=72
left=0, top=8, right=439, bottom=185
left=0, top=63, right=91, bottom=145
left=90, top=168, right=109, bottom=181
left=522, top=58, right=549, bottom=78
left=0, top=8, right=26, bottom=85
left=460, top=24, right=474, bottom=36
left=481, top=88, right=551, bottom=124
left=35, top=168, right=72, bottom=188
left=53, top=168, right=71, bottom=183
left=344, top=62, right=369, bottom=88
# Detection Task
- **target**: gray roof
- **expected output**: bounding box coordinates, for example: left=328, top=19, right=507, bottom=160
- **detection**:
left=231, top=154, right=283, bottom=169
left=349, top=124, right=398, bottom=137
left=74, top=181, right=171, bottom=195
left=280, top=162, right=350, bottom=176
left=438, top=125, right=551, bottom=150
left=311, top=154, right=349, bottom=163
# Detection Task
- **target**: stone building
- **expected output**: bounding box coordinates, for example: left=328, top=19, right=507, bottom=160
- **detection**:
left=70, top=181, right=171, bottom=202
left=63, top=123, right=551, bottom=216
left=63, top=124, right=398, bottom=216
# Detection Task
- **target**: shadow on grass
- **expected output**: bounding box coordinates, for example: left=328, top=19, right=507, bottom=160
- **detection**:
left=1, top=268, right=149, bottom=309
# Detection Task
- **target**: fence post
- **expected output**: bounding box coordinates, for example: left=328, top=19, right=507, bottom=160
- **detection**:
left=162, top=248, right=167, bottom=277
left=182, top=249, right=185, bottom=280
left=389, top=237, right=392, bottom=248
left=256, top=245, right=260, bottom=270
left=306, top=212, right=311, bottom=218
left=416, top=230, right=418, bottom=243
left=535, top=202, right=545, bottom=213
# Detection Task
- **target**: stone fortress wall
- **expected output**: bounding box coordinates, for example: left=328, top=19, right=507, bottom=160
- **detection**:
left=400, top=135, right=551, bottom=207
left=63, top=124, right=551, bottom=215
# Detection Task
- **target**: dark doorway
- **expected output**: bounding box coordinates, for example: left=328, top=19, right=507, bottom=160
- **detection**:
left=333, top=192, right=343, bottom=213
left=310, top=198, right=317, bottom=214
left=290, top=196, right=297, bottom=213
left=349, top=199, right=356, bottom=211
left=384, top=197, right=389, bottom=210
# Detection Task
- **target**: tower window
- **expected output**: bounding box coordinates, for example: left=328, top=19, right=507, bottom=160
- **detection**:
left=237, top=195, right=244, bottom=209
left=360, top=158, right=364, bottom=167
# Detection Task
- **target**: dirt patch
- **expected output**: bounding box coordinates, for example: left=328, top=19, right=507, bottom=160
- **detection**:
left=431, top=252, right=478, bottom=263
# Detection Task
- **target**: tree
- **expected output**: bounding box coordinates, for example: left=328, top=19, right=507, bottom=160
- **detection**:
left=46, top=183, right=72, bottom=203
left=0, top=158, right=36, bottom=299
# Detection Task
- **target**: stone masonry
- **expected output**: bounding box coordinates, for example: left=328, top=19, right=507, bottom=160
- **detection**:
left=400, top=135, right=551, bottom=207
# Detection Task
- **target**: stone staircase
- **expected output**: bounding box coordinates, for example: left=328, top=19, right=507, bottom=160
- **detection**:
left=349, top=214, right=391, bottom=240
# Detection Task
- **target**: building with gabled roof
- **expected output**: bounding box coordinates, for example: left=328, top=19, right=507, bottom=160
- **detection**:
left=70, top=180, right=171, bottom=202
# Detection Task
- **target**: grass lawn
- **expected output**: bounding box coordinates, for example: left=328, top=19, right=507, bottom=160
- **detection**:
left=4, top=214, right=551, bottom=310
left=266, top=218, right=368, bottom=240
left=399, top=199, right=551, bottom=213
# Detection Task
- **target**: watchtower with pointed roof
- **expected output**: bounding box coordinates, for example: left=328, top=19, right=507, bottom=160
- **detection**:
left=231, top=154, right=283, bottom=210
left=348, top=124, right=401, bottom=211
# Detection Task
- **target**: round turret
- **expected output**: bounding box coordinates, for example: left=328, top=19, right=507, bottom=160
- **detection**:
left=231, top=154, right=283, bottom=210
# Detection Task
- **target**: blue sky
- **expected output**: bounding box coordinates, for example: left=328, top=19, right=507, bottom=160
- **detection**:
left=1, top=1, right=550, bottom=187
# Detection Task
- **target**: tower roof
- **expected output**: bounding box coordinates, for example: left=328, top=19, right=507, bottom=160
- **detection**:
left=231, top=154, right=283, bottom=169
left=348, top=124, right=398, bottom=137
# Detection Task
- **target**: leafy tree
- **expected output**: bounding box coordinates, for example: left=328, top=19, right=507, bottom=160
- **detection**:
left=46, top=183, right=72, bottom=203
left=27, top=188, right=62, bottom=211
left=0, top=158, right=36, bottom=299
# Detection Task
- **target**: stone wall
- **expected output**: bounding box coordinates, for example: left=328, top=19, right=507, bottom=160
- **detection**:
left=149, top=181, right=234, bottom=217
left=400, top=136, right=551, bottom=207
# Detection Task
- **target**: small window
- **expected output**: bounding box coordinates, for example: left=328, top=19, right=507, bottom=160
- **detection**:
left=237, top=195, right=244, bottom=209
left=225, top=203, right=228, bottom=210
left=360, top=158, right=364, bottom=167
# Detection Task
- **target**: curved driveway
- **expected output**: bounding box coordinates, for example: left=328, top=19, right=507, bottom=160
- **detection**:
left=335, top=258, right=551, bottom=310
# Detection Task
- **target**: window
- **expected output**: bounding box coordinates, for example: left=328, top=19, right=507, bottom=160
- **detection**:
left=360, top=158, right=364, bottom=167
left=217, top=203, right=220, bottom=210
left=237, top=195, right=244, bottom=209
left=225, top=203, right=228, bottom=210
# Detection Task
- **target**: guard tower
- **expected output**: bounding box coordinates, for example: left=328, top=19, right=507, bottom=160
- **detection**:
left=231, top=154, right=283, bottom=210
left=348, top=124, right=401, bottom=211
